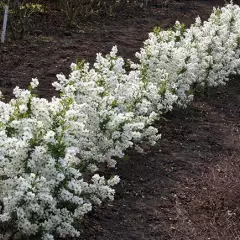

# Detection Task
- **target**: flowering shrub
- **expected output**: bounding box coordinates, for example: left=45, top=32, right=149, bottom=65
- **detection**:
left=135, top=4, right=240, bottom=107
left=0, top=3, right=240, bottom=239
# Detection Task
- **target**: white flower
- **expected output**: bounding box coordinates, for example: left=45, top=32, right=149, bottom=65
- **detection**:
left=19, top=104, right=28, bottom=114
left=107, top=176, right=120, bottom=186
left=31, top=78, right=39, bottom=89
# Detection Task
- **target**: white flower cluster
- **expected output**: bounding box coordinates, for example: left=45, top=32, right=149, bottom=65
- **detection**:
left=0, top=3, right=240, bottom=239
left=0, top=83, right=120, bottom=239
left=135, top=3, right=240, bottom=107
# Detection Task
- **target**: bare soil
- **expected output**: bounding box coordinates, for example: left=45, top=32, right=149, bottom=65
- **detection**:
left=0, top=1, right=240, bottom=239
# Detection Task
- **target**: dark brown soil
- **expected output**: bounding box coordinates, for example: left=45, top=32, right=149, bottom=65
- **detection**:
left=0, top=1, right=240, bottom=240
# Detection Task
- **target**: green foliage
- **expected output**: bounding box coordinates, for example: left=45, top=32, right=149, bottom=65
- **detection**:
left=153, top=26, right=161, bottom=35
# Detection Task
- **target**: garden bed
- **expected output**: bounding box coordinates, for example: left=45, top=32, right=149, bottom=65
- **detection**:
left=0, top=1, right=240, bottom=239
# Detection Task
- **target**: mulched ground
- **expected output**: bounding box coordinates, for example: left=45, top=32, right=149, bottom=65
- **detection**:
left=0, top=0, right=240, bottom=239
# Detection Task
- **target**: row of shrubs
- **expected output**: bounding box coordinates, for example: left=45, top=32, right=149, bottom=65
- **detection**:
left=0, top=2, right=239, bottom=240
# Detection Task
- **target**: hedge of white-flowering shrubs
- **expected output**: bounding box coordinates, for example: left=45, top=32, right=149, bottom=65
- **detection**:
left=0, top=3, right=240, bottom=239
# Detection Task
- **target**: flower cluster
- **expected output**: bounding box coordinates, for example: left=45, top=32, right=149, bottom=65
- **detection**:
left=0, top=83, right=120, bottom=239
left=0, top=3, right=239, bottom=239
left=135, top=3, right=240, bottom=107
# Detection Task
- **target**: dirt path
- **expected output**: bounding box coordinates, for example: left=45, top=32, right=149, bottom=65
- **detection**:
left=81, top=78, right=240, bottom=240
